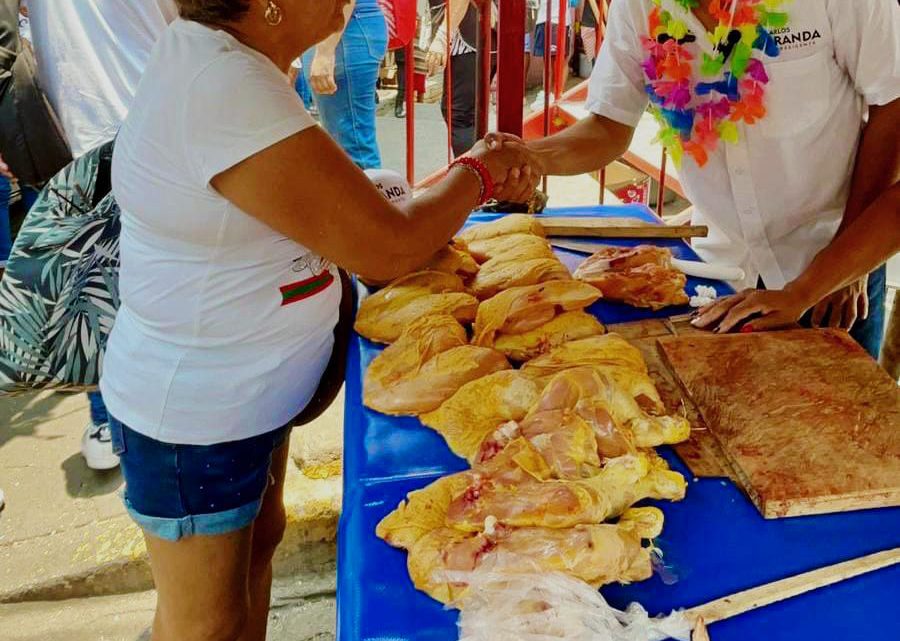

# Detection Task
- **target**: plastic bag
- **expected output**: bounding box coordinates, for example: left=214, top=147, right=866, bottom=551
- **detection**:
left=452, top=568, right=691, bottom=641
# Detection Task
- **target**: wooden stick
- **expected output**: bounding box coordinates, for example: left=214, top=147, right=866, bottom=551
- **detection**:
left=683, top=548, right=900, bottom=627
left=539, top=217, right=708, bottom=239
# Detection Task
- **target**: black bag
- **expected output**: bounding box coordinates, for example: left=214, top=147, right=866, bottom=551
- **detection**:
left=0, top=0, right=72, bottom=186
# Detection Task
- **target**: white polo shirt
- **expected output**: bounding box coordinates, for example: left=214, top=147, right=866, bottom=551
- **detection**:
left=587, top=0, right=900, bottom=289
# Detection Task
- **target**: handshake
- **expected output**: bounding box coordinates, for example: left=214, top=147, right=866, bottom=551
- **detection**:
left=469, top=133, right=545, bottom=205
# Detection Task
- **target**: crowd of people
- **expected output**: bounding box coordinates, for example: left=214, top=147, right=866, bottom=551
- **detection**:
left=0, top=1, right=897, bottom=640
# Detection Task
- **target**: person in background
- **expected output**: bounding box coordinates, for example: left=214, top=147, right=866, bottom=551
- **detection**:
left=533, top=0, right=576, bottom=99
left=304, top=0, right=387, bottom=169
left=394, top=44, right=407, bottom=117
left=425, top=0, right=496, bottom=157
left=291, top=58, right=315, bottom=111
left=489, top=0, right=899, bottom=359
left=24, top=0, right=177, bottom=470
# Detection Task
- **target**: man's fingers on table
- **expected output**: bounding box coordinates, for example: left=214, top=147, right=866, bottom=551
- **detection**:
left=717, top=298, right=765, bottom=334
left=693, top=292, right=749, bottom=328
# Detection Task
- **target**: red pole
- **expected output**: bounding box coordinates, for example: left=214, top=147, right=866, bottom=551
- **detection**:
left=657, top=151, right=668, bottom=217
left=475, top=0, right=492, bottom=139
left=404, top=40, right=415, bottom=185
left=497, top=0, right=526, bottom=136
left=555, top=0, right=567, bottom=99
left=445, top=0, right=454, bottom=162
left=542, top=0, right=551, bottom=193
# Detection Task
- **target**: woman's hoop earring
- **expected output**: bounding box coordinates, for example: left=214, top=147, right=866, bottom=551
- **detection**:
left=264, top=0, right=283, bottom=26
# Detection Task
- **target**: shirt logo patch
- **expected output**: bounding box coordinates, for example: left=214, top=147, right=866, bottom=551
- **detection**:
left=770, top=27, right=822, bottom=51
left=279, top=271, right=334, bottom=306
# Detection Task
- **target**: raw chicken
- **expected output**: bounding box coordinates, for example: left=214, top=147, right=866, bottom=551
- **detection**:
left=523, top=334, right=673, bottom=415
left=355, top=271, right=479, bottom=343
left=364, top=315, right=467, bottom=412
left=466, top=233, right=554, bottom=264
left=470, top=256, right=571, bottom=300
left=574, top=246, right=689, bottom=311
left=493, top=311, right=606, bottom=362
left=407, top=515, right=658, bottom=605
left=473, top=281, right=602, bottom=347
left=457, top=214, right=544, bottom=244
left=420, top=371, right=544, bottom=461
left=364, top=345, right=511, bottom=415
left=424, top=241, right=480, bottom=278
left=528, top=367, right=690, bottom=451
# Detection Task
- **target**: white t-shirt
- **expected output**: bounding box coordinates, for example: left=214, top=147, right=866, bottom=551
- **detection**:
left=24, top=0, right=177, bottom=157
left=587, top=0, right=900, bottom=289
left=537, top=1, right=575, bottom=26
left=101, top=19, right=341, bottom=445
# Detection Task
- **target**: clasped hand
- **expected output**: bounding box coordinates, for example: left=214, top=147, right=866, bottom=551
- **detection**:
left=470, top=133, right=544, bottom=205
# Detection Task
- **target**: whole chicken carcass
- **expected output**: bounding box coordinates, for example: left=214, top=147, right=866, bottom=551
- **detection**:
left=457, top=214, right=545, bottom=245
left=364, top=345, right=511, bottom=416
left=574, top=246, right=689, bottom=311
left=470, top=256, right=572, bottom=300
left=420, top=371, right=544, bottom=461
left=473, top=281, right=603, bottom=348
left=522, top=335, right=666, bottom=414
left=355, top=271, right=479, bottom=343
left=364, top=314, right=467, bottom=413
left=407, top=514, right=659, bottom=605
left=493, top=311, right=606, bottom=363
left=530, top=366, right=690, bottom=450
left=466, top=233, right=554, bottom=264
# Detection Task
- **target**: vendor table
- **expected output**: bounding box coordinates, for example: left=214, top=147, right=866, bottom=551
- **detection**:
left=337, top=205, right=900, bottom=641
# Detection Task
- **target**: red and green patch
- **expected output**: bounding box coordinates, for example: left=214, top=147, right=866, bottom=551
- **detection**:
left=280, top=271, right=334, bottom=306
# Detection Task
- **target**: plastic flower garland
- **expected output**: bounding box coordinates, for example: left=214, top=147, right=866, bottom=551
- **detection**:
left=643, top=0, right=789, bottom=167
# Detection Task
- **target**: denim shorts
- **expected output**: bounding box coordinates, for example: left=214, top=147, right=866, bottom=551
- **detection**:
left=109, top=416, right=291, bottom=542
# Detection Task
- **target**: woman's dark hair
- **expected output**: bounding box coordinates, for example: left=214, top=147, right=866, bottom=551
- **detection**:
left=175, top=0, right=251, bottom=23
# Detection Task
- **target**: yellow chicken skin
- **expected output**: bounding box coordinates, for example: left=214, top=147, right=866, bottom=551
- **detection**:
left=420, top=371, right=544, bottom=461
left=423, top=242, right=480, bottom=278
left=364, top=315, right=468, bottom=413
left=364, top=345, right=510, bottom=416
left=466, top=233, right=554, bottom=264
left=493, top=311, right=606, bottom=363
left=470, top=256, right=572, bottom=300
left=456, top=213, right=545, bottom=245
left=354, top=271, right=478, bottom=343
left=473, top=281, right=603, bottom=348
left=529, top=366, right=690, bottom=451
left=405, top=511, right=660, bottom=605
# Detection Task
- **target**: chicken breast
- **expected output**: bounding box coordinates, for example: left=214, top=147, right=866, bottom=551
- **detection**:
left=493, top=311, right=606, bottom=362
left=456, top=213, right=545, bottom=244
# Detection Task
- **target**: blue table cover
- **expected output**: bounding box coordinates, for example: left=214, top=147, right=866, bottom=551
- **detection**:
left=338, top=205, right=900, bottom=641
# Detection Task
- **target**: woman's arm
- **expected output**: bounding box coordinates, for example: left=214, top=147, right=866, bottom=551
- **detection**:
left=308, top=0, right=356, bottom=95
left=426, top=0, right=474, bottom=75
left=211, top=126, right=536, bottom=282
left=694, top=182, right=900, bottom=333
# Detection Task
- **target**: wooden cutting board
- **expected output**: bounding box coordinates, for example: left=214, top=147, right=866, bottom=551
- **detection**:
left=658, top=329, right=900, bottom=518
left=539, top=216, right=708, bottom=239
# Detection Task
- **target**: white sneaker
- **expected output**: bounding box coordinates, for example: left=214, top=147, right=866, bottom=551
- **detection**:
left=81, top=423, right=120, bottom=471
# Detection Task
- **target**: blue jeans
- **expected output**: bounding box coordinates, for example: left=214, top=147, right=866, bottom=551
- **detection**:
left=303, top=7, right=387, bottom=170
left=0, top=178, right=38, bottom=264
left=89, top=391, right=109, bottom=426
left=295, top=70, right=314, bottom=111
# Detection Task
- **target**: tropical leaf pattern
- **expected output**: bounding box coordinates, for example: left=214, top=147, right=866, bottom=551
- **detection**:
left=0, top=142, right=120, bottom=396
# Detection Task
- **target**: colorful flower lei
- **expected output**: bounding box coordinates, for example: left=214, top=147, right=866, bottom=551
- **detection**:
left=643, top=0, right=790, bottom=167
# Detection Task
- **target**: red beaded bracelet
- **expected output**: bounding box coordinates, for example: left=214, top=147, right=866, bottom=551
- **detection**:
left=450, top=155, right=495, bottom=206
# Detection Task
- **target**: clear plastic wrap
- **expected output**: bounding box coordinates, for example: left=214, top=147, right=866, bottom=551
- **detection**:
left=453, top=568, right=691, bottom=641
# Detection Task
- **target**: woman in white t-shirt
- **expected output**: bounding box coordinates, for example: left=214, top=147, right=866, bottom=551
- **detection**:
left=101, top=0, right=538, bottom=638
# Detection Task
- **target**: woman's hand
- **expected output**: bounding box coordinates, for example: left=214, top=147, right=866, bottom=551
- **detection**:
left=309, top=52, right=338, bottom=95
left=425, top=46, right=446, bottom=76
left=692, top=287, right=812, bottom=334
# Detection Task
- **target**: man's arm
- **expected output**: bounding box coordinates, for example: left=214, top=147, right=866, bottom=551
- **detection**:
left=694, top=182, right=900, bottom=334
left=528, top=113, right=634, bottom=176
left=308, top=0, right=356, bottom=95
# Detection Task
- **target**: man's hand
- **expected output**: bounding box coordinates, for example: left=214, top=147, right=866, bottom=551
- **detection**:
left=810, top=276, right=869, bottom=330
left=0, top=153, right=13, bottom=180
left=425, top=45, right=446, bottom=76
left=469, top=138, right=543, bottom=204
left=309, top=53, right=338, bottom=95
left=692, top=288, right=810, bottom=334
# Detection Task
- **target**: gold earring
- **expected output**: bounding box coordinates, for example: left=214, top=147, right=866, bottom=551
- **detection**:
left=264, top=0, right=283, bottom=26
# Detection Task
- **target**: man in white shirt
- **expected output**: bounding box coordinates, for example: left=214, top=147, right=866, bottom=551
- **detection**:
left=503, top=0, right=899, bottom=358
left=23, top=0, right=177, bottom=468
